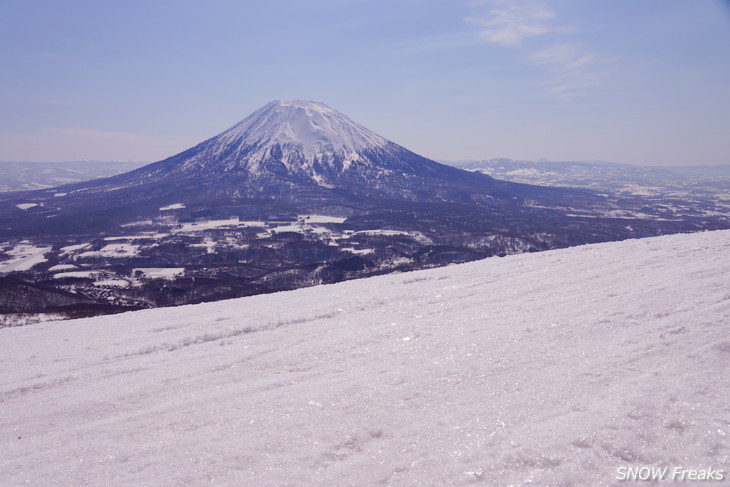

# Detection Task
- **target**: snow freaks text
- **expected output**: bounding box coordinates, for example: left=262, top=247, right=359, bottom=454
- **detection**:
left=616, top=466, right=725, bottom=482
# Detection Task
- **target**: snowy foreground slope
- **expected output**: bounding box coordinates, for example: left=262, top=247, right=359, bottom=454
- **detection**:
left=2, top=231, right=729, bottom=486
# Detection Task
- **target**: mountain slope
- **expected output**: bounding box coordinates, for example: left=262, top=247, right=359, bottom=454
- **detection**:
left=2, top=230, right=729, bottom=486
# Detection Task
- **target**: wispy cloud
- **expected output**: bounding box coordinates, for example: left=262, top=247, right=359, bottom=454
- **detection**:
left=530, top=42, right=594, bottom=70
left=466, top=0, right=615, bottom=99
left=465, top=0, right=560, bottom=46
left=529, top=42, right=618, bottom=99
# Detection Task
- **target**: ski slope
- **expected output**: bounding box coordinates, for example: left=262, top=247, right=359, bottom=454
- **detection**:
left=2, top=230, right=729, bottom=486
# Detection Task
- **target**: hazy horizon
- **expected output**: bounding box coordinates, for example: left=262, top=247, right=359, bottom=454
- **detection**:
left=2, top=1, right=729, bottom=166
left=2, top=156, right=730, bottom=169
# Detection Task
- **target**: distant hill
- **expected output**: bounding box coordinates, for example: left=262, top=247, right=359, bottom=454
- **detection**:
left=655, top=164, right=730, bottom=177
left=445, top=158, right=730, bottom=195
left=0, top=161, right=148, bottom=192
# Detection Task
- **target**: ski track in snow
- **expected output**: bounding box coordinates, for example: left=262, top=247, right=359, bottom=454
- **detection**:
left=1, top=230, right=730, bottom=486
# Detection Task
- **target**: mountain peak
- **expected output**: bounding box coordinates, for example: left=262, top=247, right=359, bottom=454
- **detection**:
left=212, top=100, right=390, bottom=161
left=269, top=99, right=332, bottom=111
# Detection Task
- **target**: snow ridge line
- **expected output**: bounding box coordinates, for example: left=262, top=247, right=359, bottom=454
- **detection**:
left=115, top=309, right=343, bottom=359
left=0, top=375, right=75, bottom=403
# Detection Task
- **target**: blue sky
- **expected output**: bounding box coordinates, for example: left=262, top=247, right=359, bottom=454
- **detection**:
left=1, top=0, right=729, bottom=165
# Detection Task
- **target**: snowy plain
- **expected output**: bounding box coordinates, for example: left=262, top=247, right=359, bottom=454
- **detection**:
left=1, top=230, right=729, bottom=486
left=0, top=243, right=51, bottom=273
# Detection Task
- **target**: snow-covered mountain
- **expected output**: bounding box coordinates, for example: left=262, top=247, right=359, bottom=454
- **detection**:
left=139, top=99, right=503, bottom=201
left=116, top=99, right=512, bottom=201
left=202, top=99, right=392, bottom=175
left=223, top=100, right=389, bottom=150
left=0, top=100, right=604, bottom=236
left=2, top=230, right=728, bottom=485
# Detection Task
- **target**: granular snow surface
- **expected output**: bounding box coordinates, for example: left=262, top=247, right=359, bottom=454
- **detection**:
left=1, top=231, right=729, bottom=486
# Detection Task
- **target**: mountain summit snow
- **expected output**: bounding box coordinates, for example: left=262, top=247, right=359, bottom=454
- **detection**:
left=215, top=100, right=390, bottom=161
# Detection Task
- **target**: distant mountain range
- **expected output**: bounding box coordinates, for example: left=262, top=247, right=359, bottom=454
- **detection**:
left=444, top=158, right=730, bottom=221
left=1, top=101, right=727, bottom=324
left=445, top=158, right=730, bottom=192
left=0, top=161, right=147, bottom=192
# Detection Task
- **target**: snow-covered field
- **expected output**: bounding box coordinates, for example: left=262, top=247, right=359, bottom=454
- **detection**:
left=2, top=231, right=729, bottom=486
left=0, top=243, right=51, bottom=273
